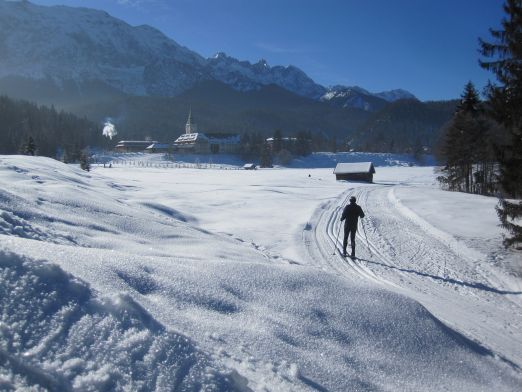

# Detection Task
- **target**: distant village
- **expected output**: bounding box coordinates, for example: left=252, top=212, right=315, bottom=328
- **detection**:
left=111, top=109, right=376, bottom=182
left=115, top=110, right=238, bottom=155
left=114, top=109, right=299, bottom=156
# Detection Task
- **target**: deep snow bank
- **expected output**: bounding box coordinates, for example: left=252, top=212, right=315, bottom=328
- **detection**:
left=0, top=251, right=239, bottom=391
left=1, top=156, right=521, bottom=391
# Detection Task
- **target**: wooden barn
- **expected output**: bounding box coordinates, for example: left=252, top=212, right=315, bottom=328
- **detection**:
left=334, top=162, right=376, bottom=183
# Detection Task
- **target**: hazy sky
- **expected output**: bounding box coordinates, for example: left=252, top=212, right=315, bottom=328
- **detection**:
left=30, top=0, right=505, bottom=101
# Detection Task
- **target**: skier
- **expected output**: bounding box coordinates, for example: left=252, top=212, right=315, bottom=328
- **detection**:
left=340, top=196, right=365, bottom=258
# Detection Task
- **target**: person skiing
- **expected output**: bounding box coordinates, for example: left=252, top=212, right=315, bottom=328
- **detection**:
left=340, top=196, right=365, bottom=258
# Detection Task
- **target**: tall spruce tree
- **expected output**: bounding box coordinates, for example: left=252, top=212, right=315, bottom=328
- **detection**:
left=438, top=82, right=483, bottom=192
left=24, top=136, right=36, bottom=156
left=272, top=129, right=283, bottom=153
left=80, top=149, right=91, bottom=172
left=480, top=0, right=522, bottom=248
left=259, top=141, right=273, bottom=168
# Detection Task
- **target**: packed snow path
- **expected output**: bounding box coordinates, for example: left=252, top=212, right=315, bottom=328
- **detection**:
left=304, top=180, right=522, bottom=368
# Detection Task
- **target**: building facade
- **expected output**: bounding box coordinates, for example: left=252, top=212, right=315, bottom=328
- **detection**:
left=173, top=109, right=241, bottom=154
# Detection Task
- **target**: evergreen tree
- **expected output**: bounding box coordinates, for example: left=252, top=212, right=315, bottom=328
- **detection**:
left=480, top=0, right=522, bottom=248
left=438, top=83, right=478, bottom=191
left=24, top=136, right=36, bottom=156
left=80, top=149, right=90, bottom=171
left=272, top=129, right=283, bottom=153
left=259, top=141, right=273, bottom=168
left=295, top=131, right=312, bottom=156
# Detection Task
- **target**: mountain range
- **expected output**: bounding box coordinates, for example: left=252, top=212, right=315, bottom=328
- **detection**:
left=0, top=0, right=455, bottom=153
left=0, top=0, right=415, bottom=105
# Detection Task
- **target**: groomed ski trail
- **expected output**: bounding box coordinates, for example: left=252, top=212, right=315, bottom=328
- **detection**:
left=303, top=182, right=522, bottom=368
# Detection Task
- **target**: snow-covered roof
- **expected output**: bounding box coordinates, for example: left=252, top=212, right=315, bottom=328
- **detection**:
left=333, top=162, right=375, bottom=174
left=174, top=133, right=240, bottom=145
left=115, top=140, right=158, bottom=147
left=266, top=137, right=297, bottom=142
left=174, top=133, right=208, bottom=144
left=146, top=143, right=170, bottom=149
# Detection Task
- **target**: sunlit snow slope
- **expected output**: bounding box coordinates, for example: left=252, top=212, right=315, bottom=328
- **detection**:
left=1, top=156, right=521, bottom=391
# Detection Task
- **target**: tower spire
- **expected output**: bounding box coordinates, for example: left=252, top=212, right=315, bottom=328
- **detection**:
left=185, top=106, right=197, bottom=134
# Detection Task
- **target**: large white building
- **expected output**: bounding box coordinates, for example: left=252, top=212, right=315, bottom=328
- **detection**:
left=173, top=109, right=240, bottom=154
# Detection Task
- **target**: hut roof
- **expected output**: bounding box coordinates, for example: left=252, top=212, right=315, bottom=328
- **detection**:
left=115, top=140, right=158, bottom=147
left=146, top=143, right=170, bottom=150
left=333, top=162, right=375, bottom=174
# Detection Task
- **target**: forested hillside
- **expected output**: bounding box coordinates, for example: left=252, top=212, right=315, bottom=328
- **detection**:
left=352, top=99, right=458, bottom=153
left=0, top=95, right=103, bottom=158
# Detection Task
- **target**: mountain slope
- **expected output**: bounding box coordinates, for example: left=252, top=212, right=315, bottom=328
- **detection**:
left=352, top=99, right=458, bottom=152
left=0, top=1, right=325, bottom=100
left=0, top=0, right=206, bottom=96
left=0, top=0, right=415, bottom=105
left=207, top=52, right=326, bottom=99
left=72, top=80, right=371, bottom=142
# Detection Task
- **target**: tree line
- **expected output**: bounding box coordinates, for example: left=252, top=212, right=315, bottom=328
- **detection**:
left=437, top=0, right=521, bottom=248
left=239, top=129, right=329, bottom=167
left=0, top=95, right=105, bottom=161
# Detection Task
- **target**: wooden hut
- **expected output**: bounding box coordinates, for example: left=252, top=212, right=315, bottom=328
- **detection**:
left=333, top=162, right=375, bottom=183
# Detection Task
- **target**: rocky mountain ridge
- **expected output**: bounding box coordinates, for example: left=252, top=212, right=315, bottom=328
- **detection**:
left=0, top=0, right=416, bottom=107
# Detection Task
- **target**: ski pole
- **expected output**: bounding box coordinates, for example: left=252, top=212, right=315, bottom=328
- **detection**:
left=361, top=221, right=373, bottom=258
left=332, top=219, right=342, bottom=255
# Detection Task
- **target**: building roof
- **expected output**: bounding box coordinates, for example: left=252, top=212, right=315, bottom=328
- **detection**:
left=333, top=162, right=375, bottom=174
left=146, top=143, right=170, bottom=149
left=174, top=132, right=240, bottom=145
left=174, top=133, right=208, bottom=144
left=115, top=140, right=158, bottom=147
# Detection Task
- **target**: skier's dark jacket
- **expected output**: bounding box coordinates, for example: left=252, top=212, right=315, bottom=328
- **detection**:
left=341, top=203, right=365, bottom=228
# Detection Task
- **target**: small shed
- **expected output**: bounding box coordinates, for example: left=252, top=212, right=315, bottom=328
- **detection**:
left=334, top=162, right=375, bottom=182
left=243, top=163, right=257, bottom=170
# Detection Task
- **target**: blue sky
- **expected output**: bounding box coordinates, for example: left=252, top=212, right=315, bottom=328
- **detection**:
left=31, top=0, right=505, bottom=101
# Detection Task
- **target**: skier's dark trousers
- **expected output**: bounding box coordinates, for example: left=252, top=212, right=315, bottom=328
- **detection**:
left=340, top=196, right=365, bottom=258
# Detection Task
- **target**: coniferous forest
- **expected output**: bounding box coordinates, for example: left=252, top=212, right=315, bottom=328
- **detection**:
left=437, top=0, right=522, bottom=247
left=0, top=95, right=105, bottom=161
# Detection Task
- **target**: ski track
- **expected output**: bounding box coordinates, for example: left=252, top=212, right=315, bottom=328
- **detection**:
left=303, top=181, right=522, bottom=368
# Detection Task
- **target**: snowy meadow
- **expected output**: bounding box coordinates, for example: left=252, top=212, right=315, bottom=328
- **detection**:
left=1, top=154, right=521, bottom=391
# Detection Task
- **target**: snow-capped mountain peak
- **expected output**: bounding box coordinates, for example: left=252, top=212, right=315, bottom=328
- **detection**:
left=321, top=85, right=417, bottom=111
left=207, top=53, right=326, bottom=99
left=0, top=0, right=414, bottom=104
left=374, top=88, right=417, bottom=102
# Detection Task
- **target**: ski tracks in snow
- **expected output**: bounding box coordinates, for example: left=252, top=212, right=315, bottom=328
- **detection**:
left=303, top=182, right=522, bottom=368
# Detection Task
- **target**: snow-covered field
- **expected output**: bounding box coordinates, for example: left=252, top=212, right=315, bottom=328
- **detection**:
left=1, top=155, right=521, bottom=391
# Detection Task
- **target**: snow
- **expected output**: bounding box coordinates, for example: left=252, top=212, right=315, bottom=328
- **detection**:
left=1, top=155, right=521, bottom=391
left=333, top=162, right=375, bottom=174
left=321, top=86, right=416, bottom=105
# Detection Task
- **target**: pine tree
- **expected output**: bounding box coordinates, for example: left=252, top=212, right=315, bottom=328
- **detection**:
left=438, top=82, right=484, bottom=192
left=259, top=141, right=273, bottom=168
left=80, top=149, right=90, bottom=171
left=272, top=129, right=283, bottom=153
left=480, top=0, right=522, bottom=248
left=24, top=136, right=36, bottom=156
